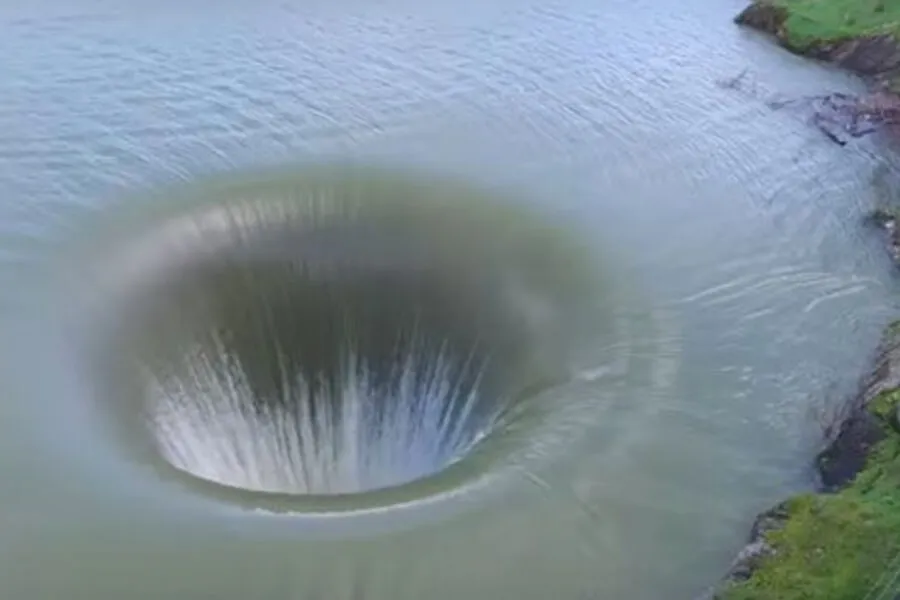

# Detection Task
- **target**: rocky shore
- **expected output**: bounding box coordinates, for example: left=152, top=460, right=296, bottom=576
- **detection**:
left=735, top=1, right=900, bottom=85
left=708, top=3, right=900, bottom=598
left=711, top=322, right=900, bottom=599
left=736, top=0, right=900, bottom=144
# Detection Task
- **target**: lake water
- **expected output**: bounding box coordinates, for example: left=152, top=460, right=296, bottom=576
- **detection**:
left=3, top=1, right=900, bottom=599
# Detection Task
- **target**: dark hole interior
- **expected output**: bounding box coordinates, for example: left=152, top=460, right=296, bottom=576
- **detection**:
left=107, top=221, right=542, bottom=495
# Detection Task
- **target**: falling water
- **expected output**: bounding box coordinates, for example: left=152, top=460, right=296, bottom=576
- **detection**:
left=70, top=167, right=603, bottom=506
left=146, top=334, right=498, bottom=495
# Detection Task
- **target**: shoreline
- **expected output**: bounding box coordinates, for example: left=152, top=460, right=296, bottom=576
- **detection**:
left=710, top=3, right=900, bottom=598
left=735, top=0, right=900, bottom=145
left=735, top=1, right=900, bottom=88
left=711, top=322, right=900, bottom=598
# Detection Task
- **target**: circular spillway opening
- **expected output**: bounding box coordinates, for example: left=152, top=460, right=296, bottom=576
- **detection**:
left=126, top=241, right=527, bottom=496
left=85, top=168, right=598, bottom=503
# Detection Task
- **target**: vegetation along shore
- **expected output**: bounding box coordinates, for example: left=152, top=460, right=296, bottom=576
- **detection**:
left=711, top=2, right=900, bottom=599
left=737, top=0, right=900, bottom=144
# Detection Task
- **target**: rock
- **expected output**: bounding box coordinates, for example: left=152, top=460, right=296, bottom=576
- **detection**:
left=860, top=321, right=900, bottom=398
left=868, top=208, right=898, bottom=229
left=816, top=410, right=885, bottom=491
left=815, top=322, right=900, bottom=489
left=820, top=36, right=900, bottom=76
left=895, top=403, right=900, bottom=433
left=734, top=2, right=787, bottom=34
left=727, top=540, right=773, bottom=581
left=747, top=501, right=790, bottom=541
left=865, top=209, right=900, bottom=266
left=717, top=500, right=791, bottom=589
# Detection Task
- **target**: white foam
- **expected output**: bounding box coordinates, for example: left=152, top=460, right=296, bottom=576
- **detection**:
left=143, top=331, right=499, bottom=495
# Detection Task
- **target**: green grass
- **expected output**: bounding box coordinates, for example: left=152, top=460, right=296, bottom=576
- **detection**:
left=721, top=387, right=900, bottom=600
left=772, top=0, right=900, bottom=47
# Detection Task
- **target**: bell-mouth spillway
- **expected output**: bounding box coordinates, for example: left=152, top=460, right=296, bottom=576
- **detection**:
left=69, top=166, right=605, bottom=510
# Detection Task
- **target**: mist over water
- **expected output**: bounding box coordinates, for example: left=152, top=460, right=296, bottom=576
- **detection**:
left=4, top=1, right=900, bottom=599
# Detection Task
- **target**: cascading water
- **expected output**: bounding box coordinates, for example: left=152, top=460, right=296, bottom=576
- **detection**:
left=145, top=338, right=494, bottom=495
left=123, top=244, right=520, bottom=497
left=73, top=166, right=605, bottom=508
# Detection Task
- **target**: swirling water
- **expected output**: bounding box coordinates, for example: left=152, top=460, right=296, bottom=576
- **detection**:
left=3, top=0, right=900, bottom=599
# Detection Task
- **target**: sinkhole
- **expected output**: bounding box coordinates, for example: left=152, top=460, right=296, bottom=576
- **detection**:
left=86, top=168, right=598, bottom=501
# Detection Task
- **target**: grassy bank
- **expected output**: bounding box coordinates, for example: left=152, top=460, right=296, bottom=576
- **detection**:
left=772, top=0, right=900, bottom=47
left=720, top=385, right=900, bottom=599
left=721, top=3, right=900, bottom=598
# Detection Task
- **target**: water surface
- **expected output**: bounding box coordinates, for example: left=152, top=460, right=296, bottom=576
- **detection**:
left=2, top=1, right=900, bottom=599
